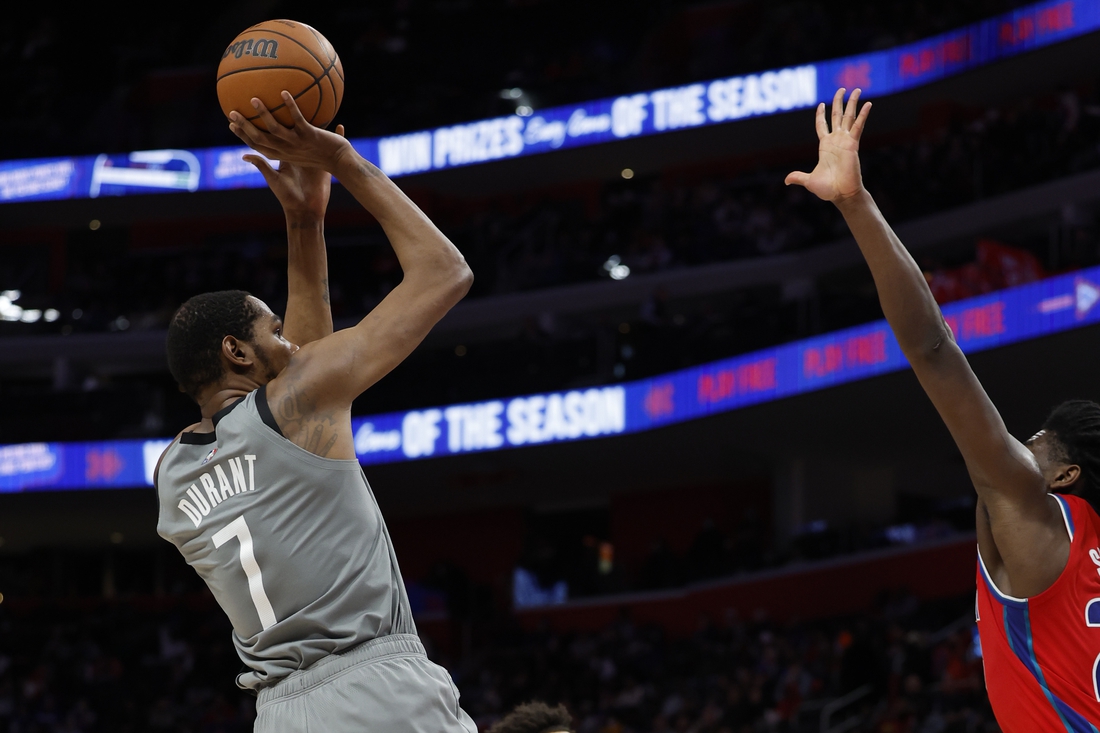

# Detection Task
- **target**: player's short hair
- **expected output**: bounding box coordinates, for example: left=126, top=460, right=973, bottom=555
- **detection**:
left=487, top=702, right=573, bottom=733
left=167, top=290, right=261, bottom=402
left=1042, top=399, right=1100, bottom=509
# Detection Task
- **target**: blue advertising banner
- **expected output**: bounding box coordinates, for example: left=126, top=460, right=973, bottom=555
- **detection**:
left=4, top=264, right=1099, bottom=492
left=0, top=438, right=169, bottom=493
left=0, top=0, right=1093, bottom=203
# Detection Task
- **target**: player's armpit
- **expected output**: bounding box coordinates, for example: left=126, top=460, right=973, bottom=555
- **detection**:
left=979, top=494, right=1071, bottom=598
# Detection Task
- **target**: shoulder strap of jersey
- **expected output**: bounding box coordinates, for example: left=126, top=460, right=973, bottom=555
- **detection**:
left=255, top=384, right=285, bottom=437
left=1053, top=493, right=1078, bottom=542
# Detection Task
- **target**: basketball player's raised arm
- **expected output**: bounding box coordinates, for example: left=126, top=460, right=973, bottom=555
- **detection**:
left=786, top=90, right=1059, bottom=581
left=244, top=154, right=336, bottom=346
left=229, top=93, right=472, bottom=403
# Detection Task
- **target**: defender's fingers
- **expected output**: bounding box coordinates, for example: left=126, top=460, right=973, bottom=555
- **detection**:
left=335, top=124, right=345, bottom=138
left=815, top=103, right=828, bottom=140
left=851, top=101, right=872, bottom=141
left=831, top=88, right=846, bottom=133
left=280, top=91, right=310, bottom=129
left=842, top=88, right=861, bottom=131
left=785, top=171, right=810, bottom=187
left=251, top=98, right=292, bottom=138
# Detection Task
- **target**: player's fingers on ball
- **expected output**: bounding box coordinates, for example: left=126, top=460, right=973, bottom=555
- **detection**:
left=281, top=91, right=310, bottom=130
left=252, top=98, right=290, bottom=138
left=831, top=88, right=846, bottom=132
left=230, top=112, right=269, bottom=145
left=228, top=121, right=255, bottom=146
left=236, top=127, right=277, bottom=155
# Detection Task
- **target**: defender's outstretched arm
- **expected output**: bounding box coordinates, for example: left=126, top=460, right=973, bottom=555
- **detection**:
left=787, top=89, right=1063, bottom=596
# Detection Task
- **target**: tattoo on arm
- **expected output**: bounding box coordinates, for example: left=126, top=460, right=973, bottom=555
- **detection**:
left=322, top=277, right=330, bottom=305
left=277, top=379, right=341, bottom=457
left=304, top=425, right=339, bottom=457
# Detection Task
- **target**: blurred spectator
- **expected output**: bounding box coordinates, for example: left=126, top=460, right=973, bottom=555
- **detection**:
left=0, top=576, right=998, bottom=731
left=925, top=239, right=1047, bottom=304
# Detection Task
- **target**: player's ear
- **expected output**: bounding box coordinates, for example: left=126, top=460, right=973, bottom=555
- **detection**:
left=1052, top=463, right=1082, bottom=490
left=221, top=335, right=253, bottom=370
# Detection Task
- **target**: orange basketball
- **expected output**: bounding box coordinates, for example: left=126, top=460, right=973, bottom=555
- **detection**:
left=217, top=19, right=344, bottom=131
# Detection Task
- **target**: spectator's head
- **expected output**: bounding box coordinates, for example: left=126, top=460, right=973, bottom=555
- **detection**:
left=167, top=290, right=295, bottom=403
left=488, top=702, right=573, bottom=733
left=1034, top=400, right=1100, bottom=509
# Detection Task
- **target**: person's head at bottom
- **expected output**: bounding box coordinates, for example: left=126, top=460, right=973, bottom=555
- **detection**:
left=166, top=290, right=295, bottom=405
left=488, top=702, right=573, bottom=733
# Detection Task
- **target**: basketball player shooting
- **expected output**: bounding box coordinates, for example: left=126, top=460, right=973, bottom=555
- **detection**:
left=155, top=92, right=476, bottom=732
left=787, top=88, right=1100, bottom=730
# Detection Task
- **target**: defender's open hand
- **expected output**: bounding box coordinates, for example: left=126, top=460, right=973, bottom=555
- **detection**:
left=785, top=88, right=871, bottom=204
left=229, top=91, right=352, bottom=173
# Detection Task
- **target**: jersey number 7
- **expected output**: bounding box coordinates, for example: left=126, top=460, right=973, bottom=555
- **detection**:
left=213, top=515, right=278, bottom=630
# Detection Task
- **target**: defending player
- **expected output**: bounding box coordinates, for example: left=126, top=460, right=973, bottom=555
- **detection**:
left=787, top=88, right=1100, bottom=730
left=155, top=92, right=475, bottom=732
left=487, top=702, right=573, bottom=733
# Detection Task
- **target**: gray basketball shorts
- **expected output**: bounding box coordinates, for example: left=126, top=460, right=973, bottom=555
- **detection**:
left=254, top=634, right=476, bottom=733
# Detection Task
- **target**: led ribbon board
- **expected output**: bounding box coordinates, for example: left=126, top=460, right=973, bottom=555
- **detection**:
left=3, top=264, right=1100, bottom=492
left=0, top=0, right=1091, bottom=203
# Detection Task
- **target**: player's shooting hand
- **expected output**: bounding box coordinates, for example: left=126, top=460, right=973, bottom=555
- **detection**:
left=244, top=156, right=332, bottom=222
left=229, top=91, right=353, bottom=173
left=785, top=88, right=871, bottom=204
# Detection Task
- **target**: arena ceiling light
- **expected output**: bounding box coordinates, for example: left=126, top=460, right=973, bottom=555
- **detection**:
left=499, top=87, right=534, bottom=117
left=0, top=290, right=22, bottom=321
left=0, top=290, right=60, bottom=324
left=603, top=255, right=631, bottom=280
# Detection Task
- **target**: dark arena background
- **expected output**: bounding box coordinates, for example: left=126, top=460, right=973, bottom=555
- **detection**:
left=3, top=1, right=1100, bottom=731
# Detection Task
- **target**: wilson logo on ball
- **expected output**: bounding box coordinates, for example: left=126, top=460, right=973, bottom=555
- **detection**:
left=216, top=19, right=344, bottom=131
left=223, top=39, right=280, bottom=60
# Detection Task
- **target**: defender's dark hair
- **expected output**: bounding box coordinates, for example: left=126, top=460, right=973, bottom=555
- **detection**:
left=488, top=702, right=573, bottom=733
left=166, top=290, right=261, bottom=402
left=1042, top=399, right=1100, bottom=510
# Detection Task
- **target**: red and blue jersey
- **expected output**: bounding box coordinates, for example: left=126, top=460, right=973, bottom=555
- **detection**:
left=977, top=493, right=1100, bottom=732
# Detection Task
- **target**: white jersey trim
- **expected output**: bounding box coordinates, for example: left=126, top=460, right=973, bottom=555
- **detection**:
left=1053, top=493, right=1075, bottom=541
left=977, top=544, right=1029, bottom=606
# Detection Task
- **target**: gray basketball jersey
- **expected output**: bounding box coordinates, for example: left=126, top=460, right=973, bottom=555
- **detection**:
left=156, top=387, right=416, bottom=691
